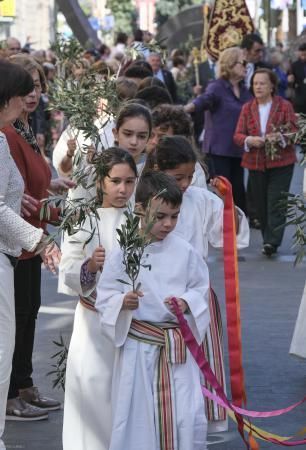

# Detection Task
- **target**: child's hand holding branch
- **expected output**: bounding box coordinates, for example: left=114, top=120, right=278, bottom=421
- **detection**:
left=122, top=290, right=143, bottom=310
left=87, top=246, right=105, bottom=273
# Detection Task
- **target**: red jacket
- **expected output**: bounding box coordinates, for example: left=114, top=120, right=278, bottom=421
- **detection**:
left=2, top=125, right=60, bottom=259
left=234, top=96, right=297, bottom=171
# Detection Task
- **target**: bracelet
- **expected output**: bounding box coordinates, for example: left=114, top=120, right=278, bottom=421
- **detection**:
left=66, top=152, right=74, bottom=158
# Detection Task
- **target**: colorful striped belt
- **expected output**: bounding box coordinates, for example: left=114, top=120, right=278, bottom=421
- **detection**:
left=128, top=319, right=186, bottom=450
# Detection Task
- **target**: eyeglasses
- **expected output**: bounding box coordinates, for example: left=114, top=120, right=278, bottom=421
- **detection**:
left=235, top=60, right=248, bottom=67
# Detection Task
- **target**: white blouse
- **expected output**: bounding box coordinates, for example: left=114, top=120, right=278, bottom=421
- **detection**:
left=0, top=132, right=43, bottom=256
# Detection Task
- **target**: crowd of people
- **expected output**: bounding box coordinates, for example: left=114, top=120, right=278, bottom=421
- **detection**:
left=0, top=27, right=305, bottom=450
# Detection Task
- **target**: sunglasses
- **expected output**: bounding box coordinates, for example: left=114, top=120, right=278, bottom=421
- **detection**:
left=236, top=60, right=248, bottom=67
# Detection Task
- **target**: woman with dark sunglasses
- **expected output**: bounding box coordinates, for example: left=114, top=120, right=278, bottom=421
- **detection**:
left=185, top=47, right=252, bottom=214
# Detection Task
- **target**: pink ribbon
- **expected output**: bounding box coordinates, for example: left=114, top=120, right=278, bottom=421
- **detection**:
left=171, top=298, right=306, bottom=446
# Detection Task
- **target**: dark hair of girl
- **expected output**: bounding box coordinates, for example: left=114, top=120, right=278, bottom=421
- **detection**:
left=95, top=147, right=138, bottom=180
left=146, top=135, right=197, bottom=173
left=0, top=60, right=34, bottom=110
left=115, top=102, right=152, bottom=136
left=135, top=171, right=182, bottom=209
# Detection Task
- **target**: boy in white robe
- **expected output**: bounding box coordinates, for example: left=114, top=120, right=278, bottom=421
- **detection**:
left=95, top=171, right=211, bottom=450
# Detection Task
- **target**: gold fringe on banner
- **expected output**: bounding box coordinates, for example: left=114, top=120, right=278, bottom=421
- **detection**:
left=206, top=0, right=255, bottom=60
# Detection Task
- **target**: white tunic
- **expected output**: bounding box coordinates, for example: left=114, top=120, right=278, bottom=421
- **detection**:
left=96, top=233, right=210, bottom=450
left=61, top=207, right=127, bottom=450
left=290, top=166, right=306, bottom=359
left=174, top=186, right=250, bottom=260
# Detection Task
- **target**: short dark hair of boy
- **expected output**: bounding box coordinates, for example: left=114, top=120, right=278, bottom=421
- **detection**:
left=138, top=76, right=166, bottom=90
left=124, top=61, right=153, bottom=79
left=152, top=104, right=193, bottom=139
left=134, top=29, right=144, bottom=42
left=137, top=86, right=173, bottom=109
left=172, top=56, right=185, bottom=67
left=240, top=33, right=264, bottom=50
left=135, top=171, right=182, bottom=209
left=116, top=77, right=138, bottom=101
left=156, top=135, right=196, bottom=170
left=0, top=60, right=34, bottom=109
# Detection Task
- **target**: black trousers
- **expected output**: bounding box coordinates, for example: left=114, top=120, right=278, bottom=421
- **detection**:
left=207, top=154, right=247, bottom=214
left=249, top=164, right=294, bottom=247
left=8, top=256, right=42, bottom=399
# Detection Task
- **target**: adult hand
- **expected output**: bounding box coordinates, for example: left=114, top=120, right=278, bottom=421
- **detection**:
left=184, top=102, right=196, bottom=114
left=49, top=177, right=76, bottom=194
left=287, top=74, right=295, bottom=84
left=41, top=242, right=61, bottom=274
left=21, top=193, right=39, bottom=218
left=36, top=133, right=45, bottom=150
left=87, top=246, right=106, bottom=273
left=86, top=145, right=96, bottom=163
left=121, top=290, right=143, bottom=310
left=67, top=139, right=77, bottom=157
left=164, top=297, right=188, bottom=314
left=246, top=136, right=265, bottom=148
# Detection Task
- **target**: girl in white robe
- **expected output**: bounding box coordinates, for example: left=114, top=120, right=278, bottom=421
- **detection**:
left=58, top=102, right=153, bottom=295
left=149, top=135, right=249, bottom=432
left=59, top=148, right=138, bottom=450
left=95, top=172, right=211, bottom=450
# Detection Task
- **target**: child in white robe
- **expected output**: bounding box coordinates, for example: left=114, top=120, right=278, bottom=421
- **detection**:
left=95, top=172, right=210, bottom=450
left=58, top=102, right=153, bottom=295
left=59, top=148, right=138, bottom=450
left=147, top=135, right=249, bottom=432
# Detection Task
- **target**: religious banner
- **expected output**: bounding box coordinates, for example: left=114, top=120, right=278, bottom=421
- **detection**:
left=206, top=0, right=254, bottom=60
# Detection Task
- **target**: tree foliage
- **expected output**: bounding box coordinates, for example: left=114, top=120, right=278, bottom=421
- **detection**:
left=155, top=0, right=203, bottom=27
left=106, top=0, right=137, bottom=34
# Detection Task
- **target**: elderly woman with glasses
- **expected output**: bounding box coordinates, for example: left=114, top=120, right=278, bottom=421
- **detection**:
left=185, top=47, right=252, bottom=213
left=234, top=68, right=297, bottom=256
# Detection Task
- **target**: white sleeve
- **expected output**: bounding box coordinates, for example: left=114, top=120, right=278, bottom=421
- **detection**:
left=236, top=207, right=250, bottom=249
left=244, top=137, right=251, bottom=153
left=191, top=162, right=207, bottom=189
left=52, top=128, right=71, bottom=176
left=205, top=193, right=224, bottom=249
left=0, top=138, right=43, bottom=252
left=95, top=250, right=133, bottom=347
left=59, top=224, right=98, bottom=297
left=180, top=249, right=210, bottom=344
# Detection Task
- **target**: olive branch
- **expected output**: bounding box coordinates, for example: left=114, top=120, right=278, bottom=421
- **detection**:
left=116, top=191, right=166, bottom=292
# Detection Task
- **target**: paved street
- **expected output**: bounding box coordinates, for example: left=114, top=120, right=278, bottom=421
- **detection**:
left=3, top=161, right=306, bottom=450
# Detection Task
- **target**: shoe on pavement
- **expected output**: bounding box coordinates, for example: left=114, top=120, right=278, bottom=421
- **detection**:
left=6, top=397, right=48, bottom=421
left=262, top=243, right=277, bottom=256
left=19, top=386, right=61, bottom=411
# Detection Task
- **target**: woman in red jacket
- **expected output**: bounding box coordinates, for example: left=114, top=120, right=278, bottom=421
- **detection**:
left=234, top=68, right=297, bottom=256
left=2, top=55, right=74, bottom=421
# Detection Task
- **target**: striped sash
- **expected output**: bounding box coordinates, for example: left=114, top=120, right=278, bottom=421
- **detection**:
left=79, top=290, right=97, bottom=312
left=128, top=319, right=186, bottom=450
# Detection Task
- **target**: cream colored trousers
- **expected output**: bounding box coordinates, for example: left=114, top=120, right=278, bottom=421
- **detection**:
left=0, top=253, right=15, bottom=450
